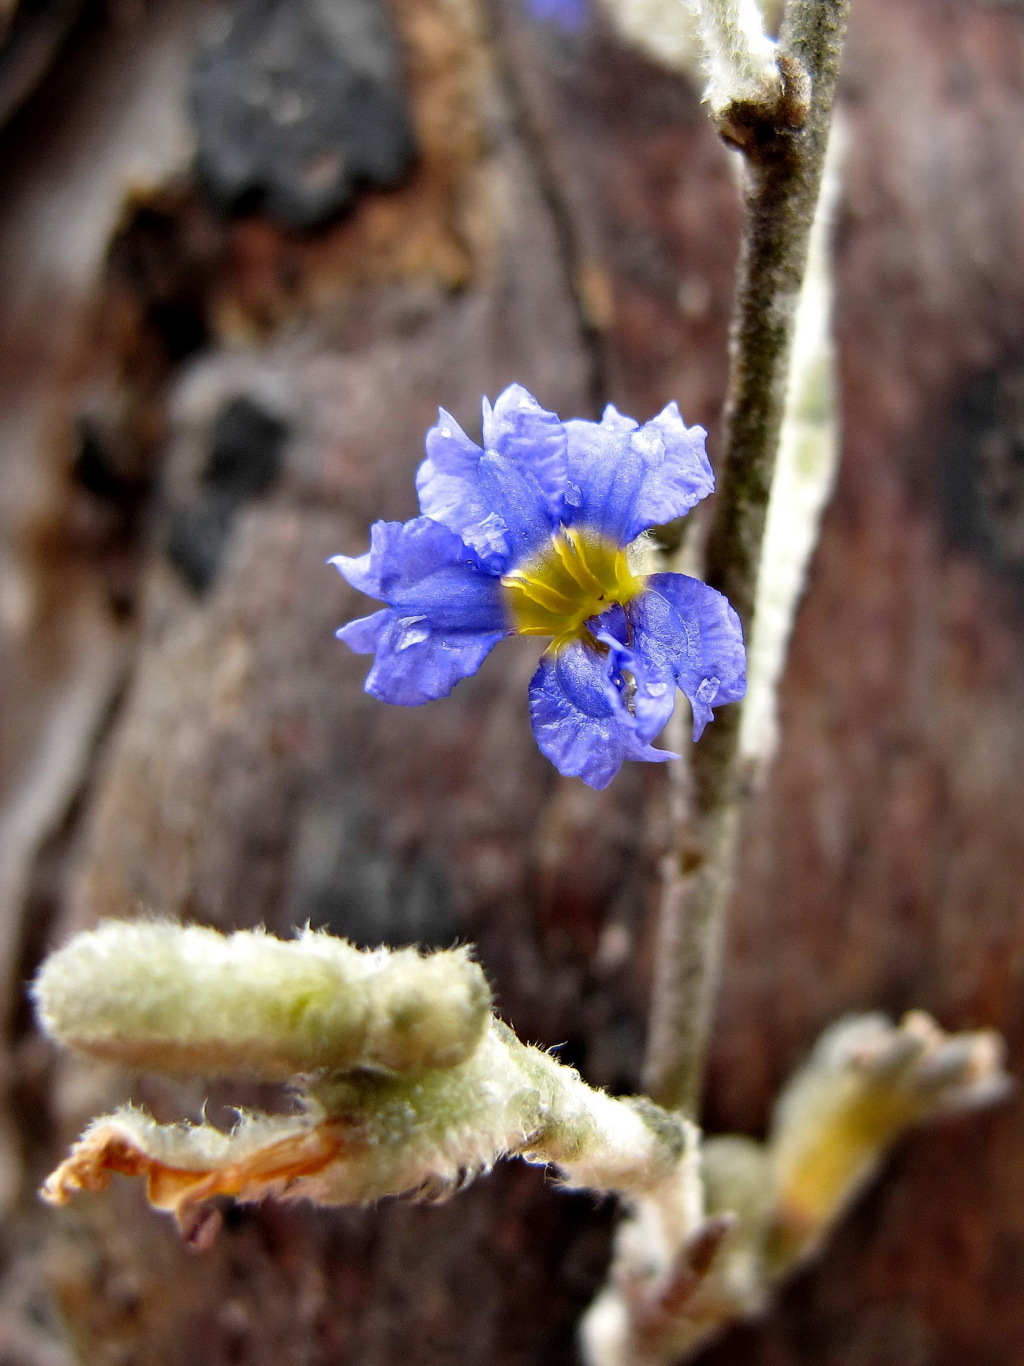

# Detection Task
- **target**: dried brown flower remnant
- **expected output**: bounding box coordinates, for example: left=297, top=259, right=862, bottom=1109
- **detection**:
left=41, top=1107, right=344, bottom=1243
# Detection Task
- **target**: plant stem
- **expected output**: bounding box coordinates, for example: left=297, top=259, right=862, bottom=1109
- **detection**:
left=643, top=0, right=851, bottom=1118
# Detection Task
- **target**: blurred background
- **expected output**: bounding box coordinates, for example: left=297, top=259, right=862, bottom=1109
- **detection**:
left=0, top=0, right=1022, bottom=1362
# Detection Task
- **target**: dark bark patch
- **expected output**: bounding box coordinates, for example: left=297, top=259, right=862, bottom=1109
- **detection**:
left=204, top=395, right=287, bottom=501
left=166, top=395, right=288, bottom=595
left=190, top=0, right=416, bottom=231
left=942, top=361, right=1024, bottom=583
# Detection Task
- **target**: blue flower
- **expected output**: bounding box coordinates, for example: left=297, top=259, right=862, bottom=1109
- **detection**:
left=526, top=0, right=589, bottom=31
left=331, top=385, right=746, bottom=790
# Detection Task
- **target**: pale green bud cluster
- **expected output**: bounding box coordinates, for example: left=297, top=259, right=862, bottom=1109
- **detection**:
left=35, top=922, right=691, bottom=1235
left=582, top=1011, right=1009, bottom=1366
left=34, top=926, right=1007, bottom=1365
left=34, top=921, right=492, bottom=1078
left=769, top=1010, right=1009, bottom=1258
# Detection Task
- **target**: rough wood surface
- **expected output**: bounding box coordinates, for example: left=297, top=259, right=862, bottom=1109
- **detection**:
left=0, top=0, right=1022, bottom=1362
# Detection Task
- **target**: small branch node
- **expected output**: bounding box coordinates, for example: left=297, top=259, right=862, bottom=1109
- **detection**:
left=713, top=53, right=811, bottom=148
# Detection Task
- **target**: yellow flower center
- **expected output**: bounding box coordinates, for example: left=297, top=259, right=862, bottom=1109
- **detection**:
left=501, top=526, right=643, bottom=648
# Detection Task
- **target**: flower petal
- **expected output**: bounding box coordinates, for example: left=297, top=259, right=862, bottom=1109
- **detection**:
left=481, top=384, right=567, bottom=524
left=628, top=573, right=746, bottom=739
left=528, top=635, right=676, bottom=790
left=562, top=402, right=713, bottom=543
left=416, top=386, right=566, bottom=568
left=330, top=518, right=506, bottom=633
left=591, top=604, right=678, bottom=743
left=335, top=608, right=391, bottom=654
left=348, top=613, right=505, bottom=705
left=414, top=411, right=511, bottom=571
left=527, top=0, right=589, bottom=30
left=331, top=518, right=509, bottom=705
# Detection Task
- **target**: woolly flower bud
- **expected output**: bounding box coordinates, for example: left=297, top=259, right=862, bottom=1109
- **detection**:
left=34, top=921, right=492, bottom=1079
left=36, top=922, right=694, bottom=1241
left=769, top=1010, right=1010, bottom=1256
left=580, top=1011, right=1009, bottom=1366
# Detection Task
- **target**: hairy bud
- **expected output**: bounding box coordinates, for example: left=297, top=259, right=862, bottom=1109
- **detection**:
left=34, top=921, right=492, bottom=1079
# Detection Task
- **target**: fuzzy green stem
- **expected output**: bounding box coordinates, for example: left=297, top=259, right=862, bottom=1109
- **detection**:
left=643, top=0, right=850, bottom=1118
